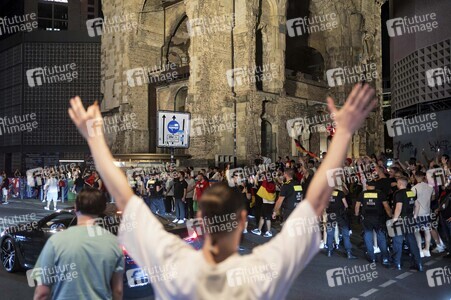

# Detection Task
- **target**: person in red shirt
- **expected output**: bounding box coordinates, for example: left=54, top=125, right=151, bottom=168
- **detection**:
left=195, top=174, right=209, bottom=203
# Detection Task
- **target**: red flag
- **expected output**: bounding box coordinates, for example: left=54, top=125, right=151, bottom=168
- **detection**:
left=294, top=139, right=318, bottom=159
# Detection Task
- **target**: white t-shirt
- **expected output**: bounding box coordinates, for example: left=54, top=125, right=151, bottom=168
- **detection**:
left=119, top=196, right=320, bottom=300
left=412, top=182, right=433, bottom=216
left=45, top=178, right=59, bottom=194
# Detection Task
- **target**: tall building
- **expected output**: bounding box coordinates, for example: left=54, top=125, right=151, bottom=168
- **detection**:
left=388, top=0, right=451, bottom=160
left=100, top=0, right=386, bottom=167
left=0, top=0, right=102, bottom=173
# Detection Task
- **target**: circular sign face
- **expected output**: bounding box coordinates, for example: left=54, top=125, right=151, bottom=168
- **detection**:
left=167, top=120, right=180, bottom=134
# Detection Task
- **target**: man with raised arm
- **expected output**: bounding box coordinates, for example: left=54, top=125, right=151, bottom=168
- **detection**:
left=68, top=84, right=376, bottom=299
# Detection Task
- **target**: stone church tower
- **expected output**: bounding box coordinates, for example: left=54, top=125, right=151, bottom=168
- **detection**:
left=100, top=0, right=385, bottom=167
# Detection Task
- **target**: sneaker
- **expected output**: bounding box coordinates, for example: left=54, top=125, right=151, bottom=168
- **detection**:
left=177, top=220, right=184, bottom=224
left=41, top=200, right=46, bottom=202
left=420, top=250, right=425, bottom=258
left=44, top=207, right=50, bottom=210
left=172, top=219, right=179, bottom=223
left=423, top=250, right=431, bottom=257
left=263, top=231, right=273, bottom=238
left=432, top=244, right=446, bottom=253
left=251, top=229, right=262, bottom=235
left=243, top=229, right=248, bottom=234
left=2, top=202, right=9, bottom=205
left=54, top=208, right=57, bottom=211
left=319, top=241, right=325, bottom=249
left=374, top=246, right=381, bottom=254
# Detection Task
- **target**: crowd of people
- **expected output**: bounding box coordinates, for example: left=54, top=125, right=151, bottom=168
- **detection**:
left=0, top=166, right=107, bottom=210
left=1, top=150, right=450, bottom=269
left=123, top=150, right=451, bottom=270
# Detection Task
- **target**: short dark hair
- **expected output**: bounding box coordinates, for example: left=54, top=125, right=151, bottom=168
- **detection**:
left=284, top=168, right=295, bottom=179
left=75, top=187, right=107, bottom=216
left=179, top=171, right=185, bottom=177
left=397, top=176, right=408, bottom=185
left=415, top=171, right=425, bottom=178
left=199, top=183, right=245, bottom=237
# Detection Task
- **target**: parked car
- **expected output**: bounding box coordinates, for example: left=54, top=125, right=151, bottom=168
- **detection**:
left=0, top=205, right=202, bottom=298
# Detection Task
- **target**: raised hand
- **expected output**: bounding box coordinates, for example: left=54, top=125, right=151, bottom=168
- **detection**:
left=68, top=96, right=103, bottom=141
left=327, top=84, right=377, bottom=135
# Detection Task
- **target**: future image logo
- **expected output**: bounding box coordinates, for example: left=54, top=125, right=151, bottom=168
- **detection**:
left=426, top=267, right=451, bottom=287
left=126, top=63, right=179, bottom=87
left=286, top=13, right=338, bottom=37
left=26, top=63, right=78, bottom=87
left=226, top=264, right=278, bottom=287
left=386, top=13, right=438, bottom=38
left=86, top=13, right=137, bottom=37
left=226, top=63, right=278, bottom=88
left=426, top=168, right=445, bottom=187
left=426, top=66, right=450, bottom=87
left=186, top=14, right=234, bottom=37
left=326, top=263, right=377, bottom=287
left=326, top=63, right=378, bottom=87
left=385, top=113, right=438, bottom=137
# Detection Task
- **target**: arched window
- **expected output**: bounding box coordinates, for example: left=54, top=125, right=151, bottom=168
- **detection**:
left=285, top=0, right=324, bottom=80
left=174, top=87, right=188, bottom=111
left=166, top=16, right=190, bottom=67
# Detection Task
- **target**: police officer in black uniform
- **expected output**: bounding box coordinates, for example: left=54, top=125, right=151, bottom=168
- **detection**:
left=355, top=183, right=392, bottom=265
left=326, top=186, right=356, bottom=259
left=273, top=168, right=303, bottom=221
left=390, top=176, right=423, bottom=271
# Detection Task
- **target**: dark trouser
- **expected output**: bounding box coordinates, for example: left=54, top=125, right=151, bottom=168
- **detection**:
left=442, top=217, right=451, bottom=251
left=184, top=198, right=194, bottom=219
left=326, top=217, right=352, bottom=252
left=149, top=197, right=165, bottom=214
left=254, top=195, right=263, bottom=223
left=392, top=232, right=422, bottom=266
left=363, top=219, right=389, bottom=260
left=164, top=196, right=173, bottom=213
left=175, top=198, right=185, bottom=220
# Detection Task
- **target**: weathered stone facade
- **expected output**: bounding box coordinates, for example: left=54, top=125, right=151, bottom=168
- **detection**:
left=100, top=0, right=385, bottom=167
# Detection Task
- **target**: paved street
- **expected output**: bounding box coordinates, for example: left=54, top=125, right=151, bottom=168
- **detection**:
left=1, top=199, right=449, bottom=300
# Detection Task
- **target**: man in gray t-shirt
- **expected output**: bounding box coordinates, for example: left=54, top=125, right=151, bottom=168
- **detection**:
left=31, top=188, right=124, bottom=300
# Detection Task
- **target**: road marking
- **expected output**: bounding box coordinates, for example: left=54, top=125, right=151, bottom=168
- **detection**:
left=379, top=280, right=397, bottom=287
left=424, top=259, right=437, bottom=266
left=360, top=288, right=379, bottom=297
left=396, top=272, right=413, bottom=279
left=349, top=298, right=360, bottom=300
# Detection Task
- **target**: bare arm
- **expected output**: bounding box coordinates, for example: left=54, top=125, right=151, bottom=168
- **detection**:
left=306, top=84, right=377, bottom=216
left=341, top=197, right=348, bottom=209
left=414, top=200, right=420, bottom=218
left=272, top=195, right=285, bottom=219
left=33, top=285, right=50, bottom=300
left=393, top=202, right=402, bottom=220
left=111, top=272, right=123, bottom=300
left=68, top=98, right=133, bottom=211
left=355, top=201, right=361, bottom=216
left=383, top=201, right=392, bottom=218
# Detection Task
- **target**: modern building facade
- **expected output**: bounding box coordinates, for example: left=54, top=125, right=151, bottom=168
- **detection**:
left=0, top=0, right=102, bottom=173
left=389, top=0, right=451, bottom=160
